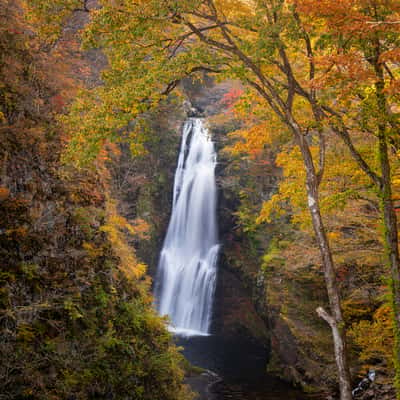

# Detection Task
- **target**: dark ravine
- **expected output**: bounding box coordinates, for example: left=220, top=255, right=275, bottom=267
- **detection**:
left=140, top=77, right=320, bottom=399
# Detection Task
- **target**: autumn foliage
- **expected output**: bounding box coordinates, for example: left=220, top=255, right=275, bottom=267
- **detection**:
left=3, top=0, right=400, bottom=398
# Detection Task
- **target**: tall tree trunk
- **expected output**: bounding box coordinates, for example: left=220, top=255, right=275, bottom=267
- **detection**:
left=294, top=128, right=353, bottom=400
left=375, top=58, right=400, bottom=398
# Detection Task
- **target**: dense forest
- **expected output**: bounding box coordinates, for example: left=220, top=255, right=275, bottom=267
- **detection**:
left=0, top=1, right=399, bottom=400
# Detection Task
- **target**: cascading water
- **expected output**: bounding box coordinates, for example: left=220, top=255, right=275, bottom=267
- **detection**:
left=156, top=118, right=219, bottom=336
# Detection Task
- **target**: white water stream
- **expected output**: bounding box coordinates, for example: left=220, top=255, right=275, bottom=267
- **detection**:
left=156, top=118, right=219, bottom=336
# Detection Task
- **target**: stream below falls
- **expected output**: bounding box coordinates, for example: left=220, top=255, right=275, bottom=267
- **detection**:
left=178, top=335, right=315, bottom=400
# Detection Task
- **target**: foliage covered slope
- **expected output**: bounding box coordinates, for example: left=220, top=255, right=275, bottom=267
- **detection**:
left=0, top=2, right=190, bottom=399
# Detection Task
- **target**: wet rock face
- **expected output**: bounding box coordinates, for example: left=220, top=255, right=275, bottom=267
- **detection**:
left=212, top=259, right=268, bottom=341
left=270, top=319, right=299, bottom=367
left=214, top=182, right=271, bottom=348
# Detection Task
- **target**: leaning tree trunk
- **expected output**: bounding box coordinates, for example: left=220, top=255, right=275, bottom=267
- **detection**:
left=375, top=59, right=400, bottom=398
left=295, top=129, right=353, bottom=400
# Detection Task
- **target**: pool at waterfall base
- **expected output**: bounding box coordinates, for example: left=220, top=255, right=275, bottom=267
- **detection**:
left=178, top=333, right=317, bottom=400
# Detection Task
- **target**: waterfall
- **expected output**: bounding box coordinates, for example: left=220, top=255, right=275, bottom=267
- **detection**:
left=156, top=118, right=219, bottom=336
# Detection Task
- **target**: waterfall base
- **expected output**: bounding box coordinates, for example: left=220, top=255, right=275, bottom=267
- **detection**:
left=179, top=334, right=317, bottom=400
left=169, top=326, right=211, bottom=337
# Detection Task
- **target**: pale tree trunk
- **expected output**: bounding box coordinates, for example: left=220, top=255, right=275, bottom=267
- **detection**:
left=294, top=128, right=353, bottom=400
